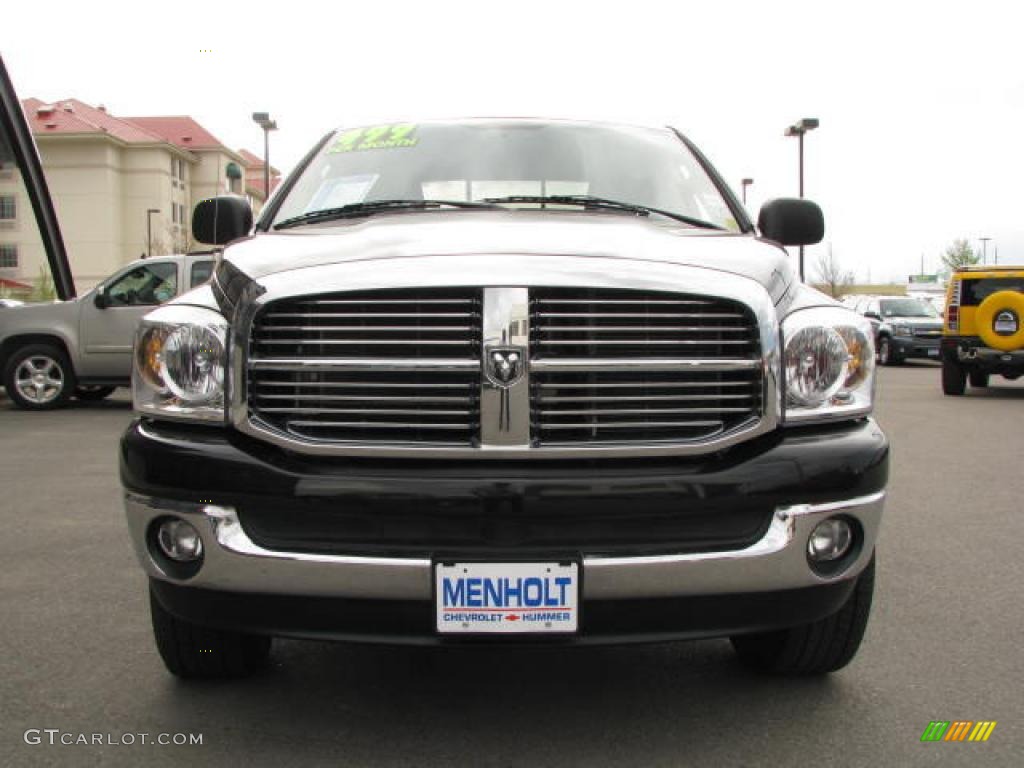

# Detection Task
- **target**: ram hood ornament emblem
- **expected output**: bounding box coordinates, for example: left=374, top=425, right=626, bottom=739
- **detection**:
left=485, top=346, right=525, bottom=388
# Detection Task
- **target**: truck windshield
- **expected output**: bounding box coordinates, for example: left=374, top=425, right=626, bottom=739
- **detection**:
left=880, top=298, right=938, bottom=318
left=270, top=121, right=741, bottom=231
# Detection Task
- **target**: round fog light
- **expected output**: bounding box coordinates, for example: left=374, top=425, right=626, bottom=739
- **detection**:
left=157, top=519, right=204, bottom=562
left=808, top=518, right=853, bottom=562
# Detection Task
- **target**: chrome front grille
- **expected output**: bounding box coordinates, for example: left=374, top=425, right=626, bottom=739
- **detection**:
left=247, top=289, right=482, bottom=445
left=241, top=281, right=771, bottom=457
left=529, top=288, right=762, bottom=444
left=530, top=287, right=759, bottom=358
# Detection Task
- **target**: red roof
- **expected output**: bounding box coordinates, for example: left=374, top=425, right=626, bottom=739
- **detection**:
left=238, top=148, right=265, bottom=168
left=0, top=277, right=33, bottom=290
left=245, top=175, right=282, bottom=199
left=239, top=148, right=280, bottom=174
left=123, top=115, right=226, bottom=150
left=23, top=98, right=166, bottom=144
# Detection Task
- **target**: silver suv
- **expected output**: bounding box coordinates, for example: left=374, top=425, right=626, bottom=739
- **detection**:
left=0, top=254, right=215, bottom=409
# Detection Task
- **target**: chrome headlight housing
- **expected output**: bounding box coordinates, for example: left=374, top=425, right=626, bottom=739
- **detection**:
left=133, top=305, right=229, bottom=422
left=892, top=323, right=912, bottom=337
left=783, top=307, right=875, bottom=424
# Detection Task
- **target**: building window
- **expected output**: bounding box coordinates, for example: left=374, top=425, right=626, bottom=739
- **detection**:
left=172, top=204, right=178, bottom=224
left=0, top=195, right=15, bottom=220
left=0, top=244, right=17, bottom=268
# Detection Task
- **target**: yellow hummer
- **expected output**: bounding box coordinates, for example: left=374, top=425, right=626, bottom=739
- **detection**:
left=942, top=266, right=1024, bottom=394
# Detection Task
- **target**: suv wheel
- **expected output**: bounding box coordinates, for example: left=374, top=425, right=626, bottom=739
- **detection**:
left=3, top=344, right=75, bottom=410
left=730, top=555, right=875, bottom=675
left=942, top=358, right=967, bottom=395
left=149, top=588, right=271, bottom=679
left=968, top=371, right=989, bottom=388
left=877, top=337, right=901, bottom=366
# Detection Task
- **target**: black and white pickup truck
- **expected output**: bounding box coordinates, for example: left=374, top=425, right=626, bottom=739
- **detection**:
left=109, top=119, right=889, bottom=679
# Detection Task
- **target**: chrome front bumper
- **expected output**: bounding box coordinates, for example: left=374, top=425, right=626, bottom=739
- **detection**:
left=125, top=491, right=884, bottom=600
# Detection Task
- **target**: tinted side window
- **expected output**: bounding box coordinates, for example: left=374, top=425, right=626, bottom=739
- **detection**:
left=190, top=260, right=215, bottom=288
left=106, top=262, right=178, bottom=306
left=960, top=278, right=1024, bottom=306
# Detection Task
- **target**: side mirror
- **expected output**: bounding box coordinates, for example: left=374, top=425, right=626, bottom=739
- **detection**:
left=758, top=198, right=824, bottom=246
left=192, top=196, right=253, bottom=246
left=864, top=311, right=881, bottom=320
left=93, top=285, right=108, bottom=309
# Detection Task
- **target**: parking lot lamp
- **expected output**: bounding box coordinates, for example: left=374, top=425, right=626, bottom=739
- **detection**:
left=785, top=118, right=819, bottom=281
left=252, top=112, right=278, bottom=206
left=741, top=178, right=753, bottom=205
left=979, top=237, right=991, bottom=265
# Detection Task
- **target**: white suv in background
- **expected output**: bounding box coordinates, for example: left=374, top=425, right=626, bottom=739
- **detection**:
left=0, top=253, right=216, bottom=409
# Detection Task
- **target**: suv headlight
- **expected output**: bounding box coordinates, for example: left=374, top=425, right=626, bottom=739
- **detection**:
left=892, top=323, right=912, bottom=337
left=783, top=307, right=875, bottom=424
left=133, top=305, right=229, bottom=422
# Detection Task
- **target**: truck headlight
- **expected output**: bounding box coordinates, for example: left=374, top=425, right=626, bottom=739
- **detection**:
left=892, top=324, right=912, bottom=337
left=783, top=307, right=875, bottom=424
left=133, top=305, right=229, bottom=422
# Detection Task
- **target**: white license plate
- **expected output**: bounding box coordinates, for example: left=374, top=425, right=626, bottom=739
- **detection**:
left=435, top=561, right=579, bottom=634
left=928, top=348, right=940, bottom=357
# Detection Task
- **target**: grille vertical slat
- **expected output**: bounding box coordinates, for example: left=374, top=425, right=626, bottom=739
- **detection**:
left=530, top=288, right=762, bottom=444
left=247, top=289, right=482, bottom=445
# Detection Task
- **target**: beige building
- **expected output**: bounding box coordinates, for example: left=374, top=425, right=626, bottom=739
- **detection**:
left=0, top=99, right=278, bottom=293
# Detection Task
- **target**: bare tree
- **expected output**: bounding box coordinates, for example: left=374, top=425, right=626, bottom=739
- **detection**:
left=813, top=246, right=855, bottom=298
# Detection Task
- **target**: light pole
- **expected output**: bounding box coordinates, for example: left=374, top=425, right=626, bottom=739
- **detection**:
left=785, top=118, right=819, bottom=281
left=252, top=112, right=277, bottom=205
left=146, top=208, right=159, bottom=258
left=741, top=178, right=754, bottom=205
left=979, top=237, right=991, bottom=265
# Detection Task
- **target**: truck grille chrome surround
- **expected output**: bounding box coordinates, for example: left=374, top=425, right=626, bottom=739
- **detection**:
left=232, top=256, right=780, bottom=458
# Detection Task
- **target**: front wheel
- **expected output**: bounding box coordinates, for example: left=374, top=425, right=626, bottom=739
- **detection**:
left=149, top=588, right=271, bottom=679
left=731, top=555, right=875, bottom=675
left=3, top=344, right=75, bottom=410
left=942, top=358, right=967, bottom=395
left=878, top=337, right=901, bottom=366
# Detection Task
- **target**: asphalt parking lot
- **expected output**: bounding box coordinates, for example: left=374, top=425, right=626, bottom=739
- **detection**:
left=1, top=363, right=1021, bottom=767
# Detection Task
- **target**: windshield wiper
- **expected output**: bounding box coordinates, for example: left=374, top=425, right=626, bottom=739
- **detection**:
left=481, top=195, right=723, bottom=230
left=274, top=199, right=501, bottom=230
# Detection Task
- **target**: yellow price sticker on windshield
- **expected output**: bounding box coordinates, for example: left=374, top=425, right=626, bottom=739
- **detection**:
left=328, top=124, right=419, bottom=153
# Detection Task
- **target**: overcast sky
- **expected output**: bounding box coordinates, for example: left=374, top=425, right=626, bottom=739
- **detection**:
left=4, top=0, right=1021, bottom=283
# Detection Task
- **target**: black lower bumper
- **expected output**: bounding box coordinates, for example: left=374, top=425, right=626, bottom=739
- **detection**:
left=121, top=418, right=888, bottom=559
left=942, top=336, right=1024, bottom=375
left=125, top=418, right=886, bottom=642
left=150, top=577, right=857, bottom=646
left=889, top=334, right=941, bottom=360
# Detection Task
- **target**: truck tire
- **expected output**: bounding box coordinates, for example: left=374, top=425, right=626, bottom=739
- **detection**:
left=730, top=555, right=875, bottom=676
left=877, top=337, right=901, bottom=366
left=3, top=343, right=75, bottom=410
left=149, top=588, right=271, bottom=679
left=74, top=385, right=117, bottom=402
left=942, top=358, right=967, bottom=395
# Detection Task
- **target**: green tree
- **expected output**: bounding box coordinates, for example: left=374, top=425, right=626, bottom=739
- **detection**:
left=31, top=264, right=56, bottom=303
left=941, top=238, right=979, bottom=272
